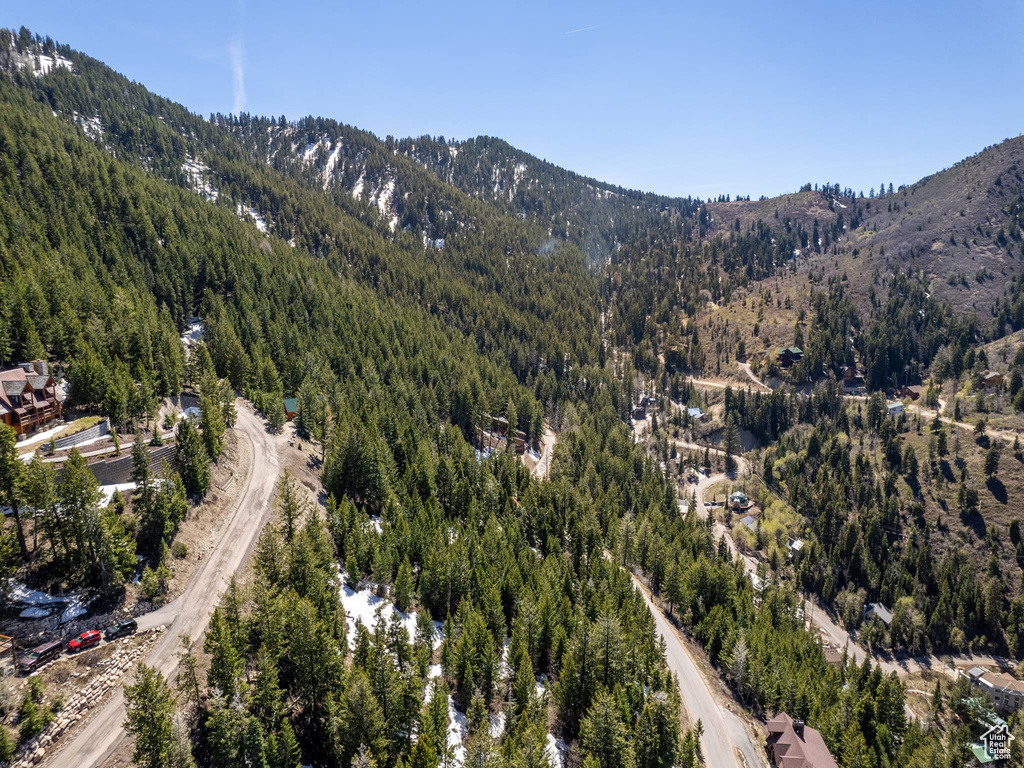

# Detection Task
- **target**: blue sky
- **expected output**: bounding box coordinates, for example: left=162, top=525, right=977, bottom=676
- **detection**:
left=7, top=1, right=1024, bottom=199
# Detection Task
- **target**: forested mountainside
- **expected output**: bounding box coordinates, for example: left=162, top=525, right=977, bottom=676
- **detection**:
left=701, top=138, right=1024, bottom=381
left=0, top=25, right=1014, bottom=768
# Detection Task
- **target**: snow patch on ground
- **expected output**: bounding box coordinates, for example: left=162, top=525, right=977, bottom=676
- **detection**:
left=511, top=163, right=527, bottom=200
left=352, top=172, right=366, bottom=199
left=182, top=156, right=219, bottom=202
left=489, top=711, right=506, bottom=739
left=422, top=232, right=445, bottom=250
left=301, top=139, right=323, bottom=165
left=372, top=178, right=396, bottom=227
left=546, top=734, right=566, bottom=768
left=19, top=606, right=51, bottom=619
left=99, top=483, right=136, bottom=508
left=9, top=582, right=86, bottom=622
left=9, top=45, right=73, bottom=77
left=236, top=203, right=269, bottom=233
left=423, top=663, right=444, bottom=704
left=447, top=696, right=468, bottom=766
left=323, top=143, right=343, bottom=190
left=181, top=317, right=205, bottom=351
left=337, top=568, right=443, bottom=650
left=72, top=112, right=102, bottom=141
left=16, top=421, right=65, bottom=450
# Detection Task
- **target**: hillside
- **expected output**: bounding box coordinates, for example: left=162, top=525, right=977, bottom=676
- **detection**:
left=0, top=24, right=1008, bottom=768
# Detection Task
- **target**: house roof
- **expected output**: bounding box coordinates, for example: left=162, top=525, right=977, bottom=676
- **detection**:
left=283, top=397, right=299, bottom=413
left=687, top=407, right=703, bottom=418
left=973, top=669, right=1024, bottom=694
left=2, top=380, right=27, bottom=396
left=741, top=515, right=758, bottom=530
left=766, top=713, right=839, bottom=768
left=865, top=602, right=893, bottom=625
left=823, top=648, right=843, bottom=667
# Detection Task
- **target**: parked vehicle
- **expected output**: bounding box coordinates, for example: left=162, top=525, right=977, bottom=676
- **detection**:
left=104, top=618, right=138, bottom=640
left=67, top=630, right=102, bottom=653
left=16, top=639, right=63, bottom=674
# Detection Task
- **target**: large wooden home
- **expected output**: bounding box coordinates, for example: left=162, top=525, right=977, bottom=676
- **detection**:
left=766, top=713, right=838, bottom=768
left=0, top=361, right=64, bottom=437
left=776, top=346, right=803, bottom=368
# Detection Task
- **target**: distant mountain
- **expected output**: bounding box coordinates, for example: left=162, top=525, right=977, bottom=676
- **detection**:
left=4, top=24, right=1021, bottom=390
left=708, top=136, right=1024, bottom=318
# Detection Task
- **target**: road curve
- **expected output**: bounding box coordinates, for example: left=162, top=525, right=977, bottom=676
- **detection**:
left=632, top=577, right=766, bottom=768
left=44, top=403, right=280, bottom=768
left=737, top=362, right=771, bottom=392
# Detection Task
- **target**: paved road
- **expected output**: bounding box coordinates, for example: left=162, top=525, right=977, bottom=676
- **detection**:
left=632, top=577, right=766, bottom=768
left=44, top=403, right=280, bottom=768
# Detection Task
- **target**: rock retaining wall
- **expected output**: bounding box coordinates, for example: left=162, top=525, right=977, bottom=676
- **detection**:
left=10, top=626, right=165, bottom=767
left=52, top=419, right=109, bottom=451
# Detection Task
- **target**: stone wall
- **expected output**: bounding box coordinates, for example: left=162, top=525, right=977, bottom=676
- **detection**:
left=52, top=419, right=109, bottom=451
left=10, top=627, right=164, bottom=767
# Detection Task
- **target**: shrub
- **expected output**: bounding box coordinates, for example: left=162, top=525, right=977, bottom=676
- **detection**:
left=171, top=541, right=188, bottom=559
left=18, top=694, right=43, bottom=742
left=139, top=564, right=172, bottom=601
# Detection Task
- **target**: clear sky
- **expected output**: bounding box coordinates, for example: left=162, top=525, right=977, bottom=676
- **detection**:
left=6, top=1, right=1024, bottom=199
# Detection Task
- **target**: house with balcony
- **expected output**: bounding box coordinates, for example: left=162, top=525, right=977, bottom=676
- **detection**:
left=0, top=361, right=64, bottom=437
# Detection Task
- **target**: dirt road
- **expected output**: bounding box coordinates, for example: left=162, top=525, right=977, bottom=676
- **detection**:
left=737, top=362, right=771, bottom=392
left=632, top=578, right=767, bottom=768
left=530, top=425, right=557, bottom=479
left=44, top=403, right=280, bottom=768
left=673, top=440, right=1002, bottom=684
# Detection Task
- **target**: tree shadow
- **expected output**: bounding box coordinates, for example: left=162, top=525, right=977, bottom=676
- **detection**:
left=960, top=508, right=987, bottom=538
left=939, top=460, right=955, bottom=482
left=986, top=476, right=1007, bottom=504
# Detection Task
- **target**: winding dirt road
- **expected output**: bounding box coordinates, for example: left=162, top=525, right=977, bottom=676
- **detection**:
left=45, top=403, right=280, bottom=768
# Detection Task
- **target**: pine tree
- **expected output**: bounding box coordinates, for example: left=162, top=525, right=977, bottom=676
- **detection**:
left=0, top=424, right=26, bottom=558
left=393, top=557, right=414, bottom=612
left=275, top=469, right=304, bottom=542
left=174, top=418, right=211, bottom=498
left=204, top=607, right=242, bottom=698
left=199, top=374, right=227, bottom=459
left=579, top=690, right=633, bottom=768
left=985, top=441, right=1001, bottom=477
left=723, top=418, right=739, bottom=474
left=124, top=663, right=178, bottom=768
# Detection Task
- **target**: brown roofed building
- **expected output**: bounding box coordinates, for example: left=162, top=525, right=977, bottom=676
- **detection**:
left=896, top=384, right=924, bottom=401
left=0, top=361, right=63, bottom=437
left=980, top=370, right=1004, bottom=392
left=766, top=713, right=839, bottom=768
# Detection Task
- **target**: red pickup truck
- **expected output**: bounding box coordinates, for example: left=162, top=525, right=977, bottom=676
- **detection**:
left=67, top=630, right=102, bottom=653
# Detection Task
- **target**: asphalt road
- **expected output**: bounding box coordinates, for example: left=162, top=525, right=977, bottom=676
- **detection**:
left=44, top=403, right=280, bottom=768
left=633, top=578, right=766, bottom=768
